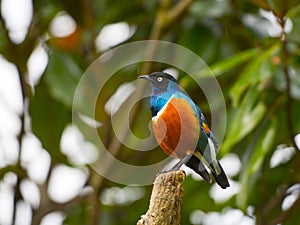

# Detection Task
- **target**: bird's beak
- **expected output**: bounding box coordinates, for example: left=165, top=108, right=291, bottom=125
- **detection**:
left=138, top=75, right=150, bottom=80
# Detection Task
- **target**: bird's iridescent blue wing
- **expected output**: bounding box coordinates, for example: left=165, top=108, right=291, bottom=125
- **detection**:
left=196, top=106, right=219, bottom=152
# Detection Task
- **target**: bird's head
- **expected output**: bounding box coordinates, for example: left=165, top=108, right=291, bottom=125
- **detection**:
left=139, top=72, right=179, bottom=94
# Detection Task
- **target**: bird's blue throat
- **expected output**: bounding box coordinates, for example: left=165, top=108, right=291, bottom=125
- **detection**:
left=149, top=81, right=181, bottom=116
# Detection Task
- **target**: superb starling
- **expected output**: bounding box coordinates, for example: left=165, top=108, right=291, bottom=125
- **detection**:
left=139, top=72, right=229, bottom=189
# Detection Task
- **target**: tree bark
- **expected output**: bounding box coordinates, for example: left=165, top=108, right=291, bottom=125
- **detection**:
left=137, top=170, right=185, bottom=225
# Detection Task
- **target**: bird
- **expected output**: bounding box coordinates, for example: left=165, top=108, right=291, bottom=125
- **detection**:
left=139, top=72, right=229, bottom=189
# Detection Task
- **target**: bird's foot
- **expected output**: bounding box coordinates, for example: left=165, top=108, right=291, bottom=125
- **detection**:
left=156, top=155, right=192, bottom=177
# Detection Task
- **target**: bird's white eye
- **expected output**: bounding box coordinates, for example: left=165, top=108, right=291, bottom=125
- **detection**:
left=157, top=77, right=163, bottom=82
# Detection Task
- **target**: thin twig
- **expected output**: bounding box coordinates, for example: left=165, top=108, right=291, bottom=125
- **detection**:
left=142, top=0, right=195, bottom=74
left=267, top=193, right=300, bottom=225
left=257, top=184, right=289, bottom=225
left=12, top=62, right=28, bottom=225
left=148, top=0, right=194, bottom=40
left=32, top=187, right=92, bottom=225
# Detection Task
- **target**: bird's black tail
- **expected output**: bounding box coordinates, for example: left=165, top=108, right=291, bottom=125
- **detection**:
left=211, top=161, right=230, bottom=189
left=186, top=155, right=230, bottom=189
left=186, top=155, right=211, bottom=182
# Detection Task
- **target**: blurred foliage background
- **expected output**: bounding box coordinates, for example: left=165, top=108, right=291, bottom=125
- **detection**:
left=1, top=0, right=300, bottom=224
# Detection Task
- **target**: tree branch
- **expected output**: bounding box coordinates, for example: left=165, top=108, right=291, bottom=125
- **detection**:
left=149, top=0, right=194, bottom=41
left=137, top=170, right=185, bottom=225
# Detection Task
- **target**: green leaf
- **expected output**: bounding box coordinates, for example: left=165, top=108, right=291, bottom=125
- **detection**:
left=287, top=3, right=300, bottom=17
left=30, top=83, right=71, bottom=163
left=237, top=119, right=278, bottom=210
left=210, top=48, right=260, bottom=76
left=230, top=44, right=280, bottom=107
left=221, top=87, right=267, bottom=154
left=178, top=23, right=221, bottom=70
left=190, top=47, right=260, bottom=79
left=64, top=203, right=89, bottom=225
left=44, top=49, right=83, bottom=107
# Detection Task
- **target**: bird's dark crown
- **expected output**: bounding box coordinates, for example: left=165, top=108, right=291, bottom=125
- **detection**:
left=139, top=71, right=179, bottom=94
left=149, top=72, right=177, bottom=83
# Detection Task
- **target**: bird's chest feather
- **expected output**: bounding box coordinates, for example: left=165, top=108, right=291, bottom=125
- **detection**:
left=151, top=95, right=200, bottom=158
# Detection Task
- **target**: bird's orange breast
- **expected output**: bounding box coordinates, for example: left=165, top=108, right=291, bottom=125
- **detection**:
left=152, top=96, right=200, bottom=159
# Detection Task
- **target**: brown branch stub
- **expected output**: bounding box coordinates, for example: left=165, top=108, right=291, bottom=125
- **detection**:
left=137, top=170, right=186, bottom=225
